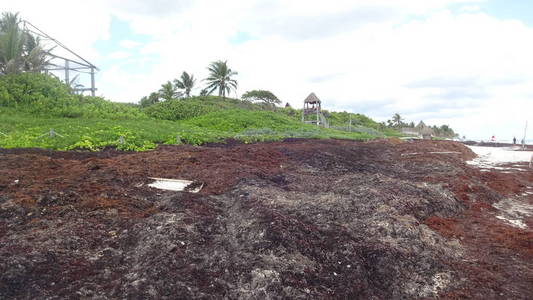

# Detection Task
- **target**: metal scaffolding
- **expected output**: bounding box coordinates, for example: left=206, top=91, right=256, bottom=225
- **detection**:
left=22, top=20, right=99, bottom=96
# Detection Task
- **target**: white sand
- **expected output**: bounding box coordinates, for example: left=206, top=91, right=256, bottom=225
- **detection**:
left=466, top=146, right=533, bottom=169
left=493, top=198, right=533, bottom=229
left=466, top=146, right=533, bottom=229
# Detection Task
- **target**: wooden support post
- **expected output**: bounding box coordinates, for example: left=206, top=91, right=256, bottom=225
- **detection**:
left=119, top=136, right=125, bottom=145
left=49, top=128, right=55, bottom=137
left=316, top=107, right=319, bottom=127
left=176, top=135, right=181, bottom=144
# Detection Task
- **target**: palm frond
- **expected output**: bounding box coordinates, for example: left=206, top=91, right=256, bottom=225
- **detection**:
left=204, top=60, right=238, bottom=99
left=207, top=85, right=218, bottom=95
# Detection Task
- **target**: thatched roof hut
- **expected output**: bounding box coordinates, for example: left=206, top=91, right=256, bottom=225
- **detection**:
left=304, top=92, right=321, bottom=104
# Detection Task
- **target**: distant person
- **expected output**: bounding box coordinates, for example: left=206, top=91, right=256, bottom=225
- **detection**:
left=490, top=135, right=496, bottom=142
left=513, top=137, right=516, bottom=144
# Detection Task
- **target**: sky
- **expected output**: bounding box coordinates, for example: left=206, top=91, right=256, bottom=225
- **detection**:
left=4, top=0, right=533, bottom=140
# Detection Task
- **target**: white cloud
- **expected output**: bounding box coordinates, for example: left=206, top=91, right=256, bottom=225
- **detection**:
left=119, top=40, right=142, bottom=49
left=460, top=5, right=482, bottom=12
left=108, top=51, right=132, bottom=60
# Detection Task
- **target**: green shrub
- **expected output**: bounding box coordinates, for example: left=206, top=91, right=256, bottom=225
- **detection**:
left=75, top=96, right=147, bottom=119
left=0, top=72, right=72, bottom=107
left=324, top=110, right=381, bottom=129
left=0, top=73, right=147, bottom=119
left=143, top=96, right=270, bottom=121
left=0, top=73, right=397, bottom=150
left=144, top=99, right=215, bottom=121
left=182, top=109, right=307, bottom=132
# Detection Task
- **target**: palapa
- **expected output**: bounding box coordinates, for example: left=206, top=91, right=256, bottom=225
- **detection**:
left=304, top=92, right=321, bottom=104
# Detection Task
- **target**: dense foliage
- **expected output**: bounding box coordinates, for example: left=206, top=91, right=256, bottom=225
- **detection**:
left=0, top=72, right=70, bottom=106
left=183, top=110, right=304, bottom=132
left=0, top=72, right=396, bottom=151
left=158, top=81, right=181, bottom=101
left=174, top=71, right=195, bottom=98
left=144, top=99, right=216, bottom=121
left=205, top=60, right=238, bottom=99
left=0, top=72, right=145, bottom=119
left=324, top=110, right=381, bottom=129
left=384, top=113, right=458, bottom=138
left=143, top=96, right=266, bottom=121
left=242, top=90, right=281, bottom=106
left=0, top=12, right=50, bottom=74
left=139, top=92, right=160, bottom=108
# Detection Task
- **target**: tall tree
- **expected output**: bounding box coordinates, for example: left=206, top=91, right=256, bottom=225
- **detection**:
left=174, top=71, right=196, bottom=97
left=242, top=90, right=281, bottom=106
left=158, top=81, right=181, bottom=101
left=139, top=92, right=160, bottom=107
left=0, top=12, right=49, bottom=74
left=391, top=113, right=404, bottom=127
left=204, top=60, right=238, bottom=99
left=22, top=33, right=49, bottom=72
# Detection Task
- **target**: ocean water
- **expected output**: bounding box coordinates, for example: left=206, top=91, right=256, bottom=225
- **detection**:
left=466, top=138, right=533, bottom=144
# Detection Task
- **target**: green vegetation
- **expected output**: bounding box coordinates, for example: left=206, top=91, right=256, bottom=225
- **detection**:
left=0, top=72, right=386, bottom=151
left=0, top=12, right=49, bottom=74
left=0, top=72, right=145, bottom=119
left=139, top=92, right=160, bottom=108
left=158, top=81, right=180, bottom=101
left=138, top=60, right=237, bottom=103
left=204, top=60, right=238, bottom=99
left=183, top=110, right=305, bottom=132
left=242, top=90, right=281, bottom=108
left=383, top=113, right=458, bottom=138
left=174, top=71, right=196, bottom=98
left=143, top=96, right=262, bottom=121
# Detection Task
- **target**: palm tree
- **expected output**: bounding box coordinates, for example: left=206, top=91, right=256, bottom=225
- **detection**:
left=392, top=113, right=404, bottom=127
left=158, top=81, right=181, bottom=101
left=22, top=33, right=50, bottom=72
left=204, top=60, right=238, bottom=99
left=174, top=71, right=196, bottom=97
left=0, top=12, right=50, bottom=74
left=199, top=88, right=208, bottom=96
left=0, top=12, right=25, bottom=74
left=139, top=92, right=160, bottom=107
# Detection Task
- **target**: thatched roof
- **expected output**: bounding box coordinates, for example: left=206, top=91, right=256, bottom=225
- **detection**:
left=304, top=92, right=321, bottom=104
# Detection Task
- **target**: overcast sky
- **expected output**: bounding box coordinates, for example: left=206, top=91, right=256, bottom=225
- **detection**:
left=5, top=0, right=533, bottom=140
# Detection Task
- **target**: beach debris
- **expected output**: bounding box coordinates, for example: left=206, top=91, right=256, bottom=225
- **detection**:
left=2, top=140, right=532, bottom=299
left=147, top=177, right=203, bottom=193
